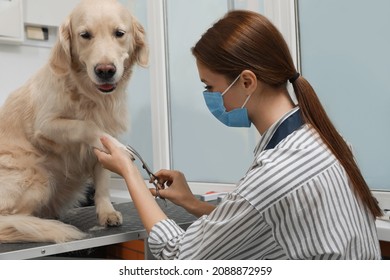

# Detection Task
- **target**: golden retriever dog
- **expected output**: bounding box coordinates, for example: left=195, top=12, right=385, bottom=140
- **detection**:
left=0, top=0, right=147, bottom=243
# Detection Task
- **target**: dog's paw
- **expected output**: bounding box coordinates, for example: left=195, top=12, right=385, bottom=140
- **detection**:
left=91, top=137, right=109, bottom=153
left=98, top=210, right=123, bottom=227
left=93, top=134, right=135, bottom=160
left=106, top=135, right=136, bottom=161
left=104, top=134, right=126, bottom=150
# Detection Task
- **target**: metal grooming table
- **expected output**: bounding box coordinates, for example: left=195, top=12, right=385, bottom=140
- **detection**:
left=0, top=199, right=198, bottom=259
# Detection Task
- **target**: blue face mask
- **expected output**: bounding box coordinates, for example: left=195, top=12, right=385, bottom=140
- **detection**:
left=203, top=75, right=252, bottom=127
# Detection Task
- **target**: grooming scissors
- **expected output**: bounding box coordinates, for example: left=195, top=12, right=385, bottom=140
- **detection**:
left=126, top=145, right=166, bottom=205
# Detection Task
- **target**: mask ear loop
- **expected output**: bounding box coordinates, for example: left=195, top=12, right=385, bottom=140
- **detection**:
left=221, top=74, right=241, bottom=96
left=241, top=93, right=252, bottom=108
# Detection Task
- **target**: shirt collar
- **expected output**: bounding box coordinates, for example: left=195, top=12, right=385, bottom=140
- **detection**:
left=253, top=107, right=300, bottom=156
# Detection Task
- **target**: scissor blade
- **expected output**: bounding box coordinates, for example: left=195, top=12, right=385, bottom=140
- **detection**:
left=126, top=145, right=156, bottom=179
left=126, top=144, right=166, bottom=204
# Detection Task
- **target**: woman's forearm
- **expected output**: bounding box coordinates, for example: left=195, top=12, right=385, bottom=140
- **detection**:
left=123, top=168, right=167, bottom=233
left=186, top=200, right=216, bottom=218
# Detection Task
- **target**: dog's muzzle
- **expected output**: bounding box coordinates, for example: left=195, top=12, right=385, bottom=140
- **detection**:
left=94, top=63, right=117, bottom=93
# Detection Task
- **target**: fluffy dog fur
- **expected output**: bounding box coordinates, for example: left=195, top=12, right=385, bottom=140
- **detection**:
left=0, top=0, right=147, bottom=243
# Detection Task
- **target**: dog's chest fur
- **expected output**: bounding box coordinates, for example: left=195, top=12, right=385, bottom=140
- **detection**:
left=36, top=85, right=128, bottom=214
left=66, top=85, right=128, bottom=135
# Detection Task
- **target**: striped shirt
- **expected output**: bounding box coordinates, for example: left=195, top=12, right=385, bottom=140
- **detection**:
left=148, top=107, right=381, bottom=259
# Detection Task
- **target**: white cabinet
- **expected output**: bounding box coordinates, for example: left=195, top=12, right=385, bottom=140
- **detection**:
left=0, top=0, right=24, bottom=43
left=0, top=0, right=80, bottom=45
left=23, top=0, right=80, bottom=27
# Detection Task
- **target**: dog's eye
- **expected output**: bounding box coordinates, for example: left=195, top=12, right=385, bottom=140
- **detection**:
left=115, top=30, right=125, bottom=38
left=80, top=31, right=92, bottom=40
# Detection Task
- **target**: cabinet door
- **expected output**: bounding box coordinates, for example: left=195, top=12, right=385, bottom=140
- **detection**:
left=23, top=0, right=79, bottom=27
left=0, top=0, right=23, bottom=43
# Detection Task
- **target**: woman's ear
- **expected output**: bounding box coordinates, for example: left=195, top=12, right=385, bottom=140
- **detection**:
left=240, top=70, right=258, bottom=95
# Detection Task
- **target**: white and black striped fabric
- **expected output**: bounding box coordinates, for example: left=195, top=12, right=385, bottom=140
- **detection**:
left=148, top=108, right=381, bottom=259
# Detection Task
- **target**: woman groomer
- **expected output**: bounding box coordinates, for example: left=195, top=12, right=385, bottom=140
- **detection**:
left=94, top=10, right=381, bottom=259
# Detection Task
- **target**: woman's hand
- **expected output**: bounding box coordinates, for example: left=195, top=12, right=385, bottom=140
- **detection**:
left=93, top=136, right=135, bottom=177
left=150, top=169, right=216, bottom=217
left=150, top=170, right=195, bottom=207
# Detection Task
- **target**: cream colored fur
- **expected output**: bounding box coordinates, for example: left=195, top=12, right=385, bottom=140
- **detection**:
left=0, top=0, right=147, bottom=243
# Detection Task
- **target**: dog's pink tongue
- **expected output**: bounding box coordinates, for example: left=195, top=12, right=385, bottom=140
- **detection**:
left=99, top=84, right=115, bottom=91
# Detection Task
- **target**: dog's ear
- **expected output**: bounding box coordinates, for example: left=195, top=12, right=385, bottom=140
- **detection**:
left=50, top=17, right=72, bottom=75
left=131, top=17, right=148, bottom=67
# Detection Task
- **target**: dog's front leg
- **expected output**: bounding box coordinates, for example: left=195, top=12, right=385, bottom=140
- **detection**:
left=34, top=118, right=106, bottom=151
left=93, top=163, right=123, bottom=226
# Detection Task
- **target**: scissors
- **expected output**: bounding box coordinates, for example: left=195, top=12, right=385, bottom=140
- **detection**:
left=126, top=144, right=166, bottom=206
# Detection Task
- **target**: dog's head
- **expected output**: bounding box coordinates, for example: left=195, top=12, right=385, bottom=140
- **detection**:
left=49, top=0, right=148, bottom=95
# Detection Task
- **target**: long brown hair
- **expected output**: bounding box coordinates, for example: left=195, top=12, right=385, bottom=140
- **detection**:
left=192, top=10, right=381, bottom=217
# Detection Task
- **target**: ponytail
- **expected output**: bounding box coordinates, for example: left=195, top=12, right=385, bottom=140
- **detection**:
left=292, top=76, right=382, bottom=217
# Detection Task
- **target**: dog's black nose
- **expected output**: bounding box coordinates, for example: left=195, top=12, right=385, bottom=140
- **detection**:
left=94, top=64, right=116, bottom=80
